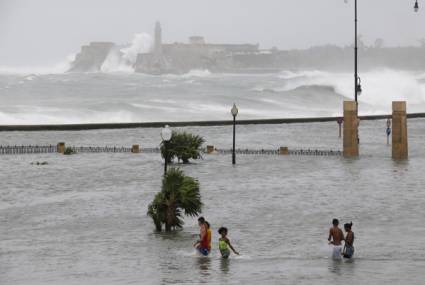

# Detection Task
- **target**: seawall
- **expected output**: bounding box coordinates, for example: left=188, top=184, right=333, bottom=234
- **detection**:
left=1, top=113, right=425, bottom=132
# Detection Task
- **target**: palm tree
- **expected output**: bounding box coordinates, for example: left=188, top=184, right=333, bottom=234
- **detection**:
left=160, top=131, right=205, bottom=164
left=147, top=168, right=202, bottom=232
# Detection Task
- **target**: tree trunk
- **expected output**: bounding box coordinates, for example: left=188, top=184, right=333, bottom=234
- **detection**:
left=165, top=205, right=175, bottom=232
left=154, top=221, right=162, bottom=232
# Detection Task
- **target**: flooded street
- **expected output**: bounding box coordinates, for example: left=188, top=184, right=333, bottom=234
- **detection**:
left=1, top=120, right=425, bottom=284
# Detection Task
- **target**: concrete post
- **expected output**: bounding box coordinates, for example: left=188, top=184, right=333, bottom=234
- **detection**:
left=132, top=144, right=140, bottom=153
left=206, top=145, right=215, bottom=154
left=337, top=117, right=343, bottom=138
left=343, top=101, right=359, bottom=158
left=57, top=142, right=65, bottom=154
left=392, top=101, right=408, bottom=160
left=386, top=118, right=392, bottom=146
left=279, top=147, right=289, bottom=155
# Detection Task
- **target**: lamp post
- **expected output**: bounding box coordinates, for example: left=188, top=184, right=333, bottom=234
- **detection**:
left=348, top=0, right=419, bottom=104
left=344, top=0, right=362, bottom=105
left=345, top=0, right=362, bottom=146
left=161, top=125, right=172, bottom=175
left=231, top=103, right=238, bottom=165
left=354, top=0, right=360, bottom=105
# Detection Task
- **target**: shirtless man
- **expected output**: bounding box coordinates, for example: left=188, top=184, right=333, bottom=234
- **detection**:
left=328, top=218, right=344, bottom=259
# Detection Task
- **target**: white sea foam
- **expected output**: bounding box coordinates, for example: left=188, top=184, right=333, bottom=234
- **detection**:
left=100, top=51, right=133, bottom=73
left=1, top=69, right=425, bottom=124
left=162, top=69, right=212, bottom=79
left=149, top=99, right=178, bottom=104
left=182, top=69, right=212, bottom=78
left=0, top=107, right=136, bottom=125
left=121, top=33, right=153, bottom=64
left=275, top=69, right=425, bottom=108
left=131, top=103, right=180, bottom=113
left=101, top=33, right=152, bottom=73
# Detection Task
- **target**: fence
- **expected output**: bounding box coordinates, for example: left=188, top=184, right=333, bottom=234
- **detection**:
left=0, top=145, right=56, bottom=154
left=0, top=145, right=341, bottom=157
left=214, top=148, right=342, bottom=156
left=69, top=146, right=132, bottom=153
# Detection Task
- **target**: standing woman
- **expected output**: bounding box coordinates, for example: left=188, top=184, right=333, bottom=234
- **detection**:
left=343, top=222, right=355, bottom=259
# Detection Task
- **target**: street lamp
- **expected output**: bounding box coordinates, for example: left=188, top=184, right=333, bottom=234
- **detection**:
left=356, top=76, right=362, bottom=96
left=344, top=0, right=362, bottom=105
left=161, top=125, right=172, bottom=175
left=231, top=103, right=238, bottom=165
left=414, top=0, right=419, bottom=12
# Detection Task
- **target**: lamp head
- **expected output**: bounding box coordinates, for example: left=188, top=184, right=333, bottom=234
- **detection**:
left=357, top=84, right=362, bottom=95
left=231, top=103, right=238, bottom=117
left=161, top=125, right=172, bottom=141
left=356, top=76, right=362, bottom=95
left=414, top=0, right=419, bottom=12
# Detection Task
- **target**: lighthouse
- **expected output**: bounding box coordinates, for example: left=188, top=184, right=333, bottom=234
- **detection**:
left=154, top=21, right=162, bottom=57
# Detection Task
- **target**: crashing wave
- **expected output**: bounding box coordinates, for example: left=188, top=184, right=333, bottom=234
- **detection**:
left=101, top=33, right=153, bottom=73
left=181, top=69, right=212, bottom=78
left=275, top=69, right=425, bottom=107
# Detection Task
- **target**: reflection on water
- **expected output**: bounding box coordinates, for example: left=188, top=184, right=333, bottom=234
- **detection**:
left=328, top=258, right=357, bottom=277
left=197, top=256, right=211, bottom=275
left=220, top=258, right=230, bottom=274
left=196, top=256, right=212, bottom=284
left=328, top=259, right=343, bottom=275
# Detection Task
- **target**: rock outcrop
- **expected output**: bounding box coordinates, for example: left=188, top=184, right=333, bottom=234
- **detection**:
left=68, top=42, right=115, bottom=72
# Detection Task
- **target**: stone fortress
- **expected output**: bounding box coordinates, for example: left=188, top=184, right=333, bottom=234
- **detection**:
left=135, top=22, right=263, bottom=74
left=68, top=21, right=425, bottom=74
left=69, top=22, right=271, bottom=74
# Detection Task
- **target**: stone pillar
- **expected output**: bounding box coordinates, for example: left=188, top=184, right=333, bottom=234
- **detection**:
left=57, top=142, right=65, bottom=154
left=392, top=101, right=408, bottom=160
left=132, top=144, right=140, bottom=153
left=279, top=147, right=289, bottom=155
left=337, top=117, right=343, bottom=138
left=343, top=101, right=359, bottom=158
left=206, top=145, right=215, bottom=154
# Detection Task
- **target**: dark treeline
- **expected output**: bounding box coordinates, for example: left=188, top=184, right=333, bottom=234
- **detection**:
left=234, top=45, right=425, bottom=71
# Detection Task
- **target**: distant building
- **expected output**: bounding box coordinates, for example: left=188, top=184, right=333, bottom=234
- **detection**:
left=134, top=22, right=261, bottom=74
left=154, top=21, right=162, bottom=57
left=189, top=36, right=205, bottom=45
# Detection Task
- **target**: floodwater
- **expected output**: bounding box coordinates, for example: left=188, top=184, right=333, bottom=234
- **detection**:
left=1, top=119, right=425, bottom=284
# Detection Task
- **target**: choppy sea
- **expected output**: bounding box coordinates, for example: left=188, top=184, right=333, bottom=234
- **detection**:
left=1, top=69, right=425, bottom=125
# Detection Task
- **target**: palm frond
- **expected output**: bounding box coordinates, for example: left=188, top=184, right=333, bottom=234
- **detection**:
left=148, top=167, right=202, bottom=232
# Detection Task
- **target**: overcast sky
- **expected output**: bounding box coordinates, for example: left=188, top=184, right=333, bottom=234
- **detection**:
left=1, top=0, right=424, bottom=66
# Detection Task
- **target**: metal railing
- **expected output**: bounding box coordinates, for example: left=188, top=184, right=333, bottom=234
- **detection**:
left=0, top=145, right=56, bottom=154
left=211, top=148, right=342, bottom=156
left=69, top=146, right=132, bottom=153
left=0, top=145, right=341, bottom=157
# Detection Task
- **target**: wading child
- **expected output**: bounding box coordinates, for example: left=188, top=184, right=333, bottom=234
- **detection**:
left=206, top=221, right=212, bottom=253
left=342, top=222, right=355, bottom=259
left=218, top=227, right=239, bottom=259
left=194, top=217, right=210, bottom=256
left=328, top=218, right=344, bottom=259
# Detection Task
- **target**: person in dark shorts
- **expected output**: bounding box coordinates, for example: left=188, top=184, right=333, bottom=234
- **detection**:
left=342, top=222, right=355, bottom=258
